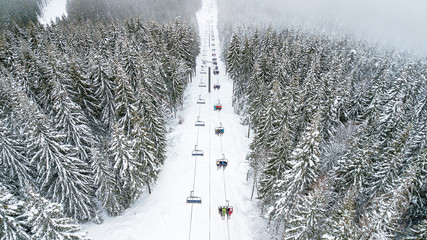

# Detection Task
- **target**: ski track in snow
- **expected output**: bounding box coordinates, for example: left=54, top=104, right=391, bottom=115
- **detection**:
left=82, top=0, right=267, bottom=239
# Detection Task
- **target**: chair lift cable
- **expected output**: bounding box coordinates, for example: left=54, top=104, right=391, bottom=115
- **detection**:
left=207, top=2, right=231, bottom=237
left=189, top=78, right=205, bottom=240
left=208, top=81, right=212, bottom=240
left=215, top=76, right=231, bottom=240
left=188, top=204, right=194, bottom=240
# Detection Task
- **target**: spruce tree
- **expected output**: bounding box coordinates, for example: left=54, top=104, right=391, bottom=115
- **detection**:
left=0, top=183, right=29, bottom=240
left=91, top=53, right=115, bottom=131
left=226, top=33, right=241, bottom=80
left=114, top=63, right=137, bottom=135
left=50, top=78, right=95, bottom=164
left=272, top=113, right=322, bottom=220
left=159, top=47, right=186, bottom=117
left=109, top=121, right=143, bottom=208
left=248, top=54, right=271, bottom=127
left=283, top=180, right=328, bottom=240
left=0, top=120, right=34, bottom=187
left=259, top=80, right=292, bottom=207
left=140, top=94, right=167, bottom=164
left=24, top=187, right=87, bottom=240
left=366, top=76, right=411, bottom=200
left=65, top=58, right=100, bottom=127
left=237, top=37, right=255, bottom=110
left=406, top=220, right=427, bottom=240
left=362, top=168, right=414, bottom=239
left=27, top=115, right=96, bottom=221
left=324, top=187, right=359, bottom=240
left=92, top=149, right=125, bottom=216
left=138, top=52, right=167, bottom=104
left=131, top=112, right=159, bottom=194
left=121, top=38, right=140, bottom=92
left=287, top=113, right=322, bottom=194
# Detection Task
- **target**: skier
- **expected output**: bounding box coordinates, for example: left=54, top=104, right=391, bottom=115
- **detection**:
left=227, top=207, right=233, bottom=216
left=222, top=160, right=228, bottom=168
left=215, top=128, right=224, bottom=135
left=222, top=207, right=227, bottom=219
left=214, top=104, right=222, bottom=111
left=218, top=207, right=224, bottom=219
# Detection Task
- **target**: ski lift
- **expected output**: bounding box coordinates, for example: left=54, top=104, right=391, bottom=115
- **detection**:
left=214, top=102, right=222, bottom=111
left=186, top=191, right=202, bottom=204
left=197, top=95, right=205, bottom=104
left=199, top=81, right=207, bottom=87
left=218, top=201, right=233, bottom=219
left=213, top=70, right=219, bottom=75
left=192, top=145, right=204, bottom=156
left=200, top=69, right=207, bottom=74
left=215, top=123, right=224, bottom=135
left=195, top=117, right=205, bottom=127
left=213, top=83, right=220, bottom=90
left=216, top=154, right=228, bottom=169
left=212, top=53, right=216, bottom=57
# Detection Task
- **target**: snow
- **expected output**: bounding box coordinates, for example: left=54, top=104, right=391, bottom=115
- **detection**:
left=39, top=0, right=67, bottom=25
left=82, top=0, right=268, bottom=239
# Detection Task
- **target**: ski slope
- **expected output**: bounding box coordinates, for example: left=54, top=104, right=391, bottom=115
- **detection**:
left=83, top=0, right=267, bottom=239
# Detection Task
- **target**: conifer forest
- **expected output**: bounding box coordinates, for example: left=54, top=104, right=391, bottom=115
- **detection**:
left=1, top=0, right=200, bottom=238
left=1, top=0, right=426, bottom=239
left=218, top=0, right=427, bottom=239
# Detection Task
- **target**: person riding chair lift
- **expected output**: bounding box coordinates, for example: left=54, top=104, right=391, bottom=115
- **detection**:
left=216, top=154, right=228, bottom=169
left=218, top=203, right=233, bottom=219
left=213, top=83, right=220, bottom=90
left=214, top=101, right=222, bottom=111
left=215, top=123, right=224, bottom=135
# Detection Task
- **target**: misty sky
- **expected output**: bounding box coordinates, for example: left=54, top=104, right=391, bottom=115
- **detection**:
left=261, top=0, right=427, bottom=56
left=39, top=0, right=67, bottom=24
left=39, top=0, right=427, bottom=56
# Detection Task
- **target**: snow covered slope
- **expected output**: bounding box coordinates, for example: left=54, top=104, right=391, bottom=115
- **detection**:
left=83, top=0, right=267, bottom=239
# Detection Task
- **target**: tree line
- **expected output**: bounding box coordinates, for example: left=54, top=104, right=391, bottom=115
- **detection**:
left=66, top=0, right=201, bottom=25
left=0, top=0, right=47, bottom=28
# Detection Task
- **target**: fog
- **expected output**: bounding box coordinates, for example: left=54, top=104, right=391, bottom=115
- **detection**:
left=39, top=0, right=427, bottom=55
left=221, top=0, right=427, bottom=56
left=39, top=0, right=67, bottom=24
left=217, top=0, right=427, bottom=56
